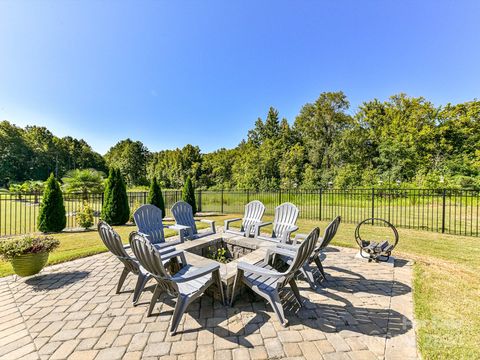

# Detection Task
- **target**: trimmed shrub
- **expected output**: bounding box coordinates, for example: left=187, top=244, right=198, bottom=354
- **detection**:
left=129, top=199, right=142, bottom=224
left=147, top=177, right=165, bottom=218
left=76, top=201, right=94, bottom=230
left=101, top=168, right=130, bottom=225
left=182, top=176, right=197, bottom=214
left=37, top=173, right=66, bottom=233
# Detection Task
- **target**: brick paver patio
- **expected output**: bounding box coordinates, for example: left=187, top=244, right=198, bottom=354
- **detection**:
left=0, top=243, right=417, bottom=360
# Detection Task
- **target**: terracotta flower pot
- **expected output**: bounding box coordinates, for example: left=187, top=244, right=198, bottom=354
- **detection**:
left=11, top=252, right=50, bottom=277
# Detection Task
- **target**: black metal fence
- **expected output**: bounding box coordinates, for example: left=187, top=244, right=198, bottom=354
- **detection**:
left=0, top=188, right=479, bottom=237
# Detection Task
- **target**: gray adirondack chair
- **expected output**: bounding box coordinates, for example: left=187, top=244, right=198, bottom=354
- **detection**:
left=129, top=231, right=225, bottom=335
left=171, top=201, right=216, bottom=240
left=97, top=221, right=183, bottom=305
left=230, top=227, right=319, bottom=327
left=255, top=202, right=299, bottom=243
left=134, top=204, right=189, bottom=248
left=278, top=216, right=341, bottom=288
left=224, top=200, right=265, bottom=237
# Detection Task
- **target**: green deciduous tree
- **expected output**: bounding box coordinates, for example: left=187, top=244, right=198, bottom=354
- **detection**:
left=294, top=92, right=353, bottom=181
left=105, top=139, right=149, bottom=186
left=147, top=177, right=165, bottom=218
left=37, top=173, right=66, bottom=233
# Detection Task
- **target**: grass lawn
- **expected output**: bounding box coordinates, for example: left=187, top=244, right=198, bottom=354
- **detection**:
left=0, top=213, right=479, bottom=359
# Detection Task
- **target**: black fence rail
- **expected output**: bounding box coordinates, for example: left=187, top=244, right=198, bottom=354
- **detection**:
left=0, top=188, right=479, bottom=237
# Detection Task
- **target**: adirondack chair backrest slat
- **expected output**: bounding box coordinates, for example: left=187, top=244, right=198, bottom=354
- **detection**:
left=98, top=221, right=138, bottom=274
left=280, top=227, right=319, bottom=287
left=171, top=201, right=197, bottom=235
left=129, top=231, right=178, bottom=296
left=317, top=216, right=341, bottom=251
left=272, top=202, right=299, bottom=239
left=242, top=200, right=265, bottom=231
left=134, top=205, right=165, bottom=244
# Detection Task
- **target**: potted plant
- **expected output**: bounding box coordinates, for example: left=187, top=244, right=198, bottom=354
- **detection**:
left=0, top=236, right=60, bottom=276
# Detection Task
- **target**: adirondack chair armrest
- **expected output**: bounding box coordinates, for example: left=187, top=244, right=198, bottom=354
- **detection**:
left=276, top=243, right=299, bottom=252
left=166, top=224, right=191, bottom=242
left=199, top=219, right=216, bottom=233
left=167, top=224, right=191, bottom=231
left=292, top=233, right=308, bottom=245
left=266, top=247, right=296, bottom=259
left=161, top=249, right=187, bottom=265
left=245, top=220, right=263, bottom=237
left=253, top=221, right=272, bottom=237
left=137, top=232, right=177, bottom=249
left=237, top=261, right=283, bottom=278
left=199, top=219, right=214, bottom=224
left=224, top=218, right=241, bottom=230
left=174, top=263, right=220, bottom=283
left=280, top=225, right=299, bottom=243
left=158, top=246, right=176, bottom=255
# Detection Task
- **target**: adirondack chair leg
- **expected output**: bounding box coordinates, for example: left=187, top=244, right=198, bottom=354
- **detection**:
left=148, top=284, right=163, bottom=317
left=214, top=270, right=225, bottom=305
left=170, top=295, right=189, bottom=335
left=289, top=279, right=303, bottom=306
left=230, top=270, right=243, bottom=306
left=299, top=264, right=317, bottom=290
left=133, top=273, right=150, bottom=305
left=116, top=267, right=129, bottom=294
left=267, top=291, right=288, bottom=327
left=313, top=256, right=327, bottom=281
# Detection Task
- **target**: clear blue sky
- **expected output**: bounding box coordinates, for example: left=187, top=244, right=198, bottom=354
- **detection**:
left=1, top=1, right=479, bottom=155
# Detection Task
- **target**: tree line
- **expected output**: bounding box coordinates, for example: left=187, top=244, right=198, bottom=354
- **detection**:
left=0, top=121, right=106, bottom=186
left=2, top=92, right=479, bottom=190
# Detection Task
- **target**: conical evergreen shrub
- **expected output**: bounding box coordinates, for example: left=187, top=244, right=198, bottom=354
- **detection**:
left=102, top=168, right=130, bottom=225
left=182, top=176, right=197, bottom=214
left=38, top=173, right=66, bottom=232
left=147, top=177, right=165, bottom=218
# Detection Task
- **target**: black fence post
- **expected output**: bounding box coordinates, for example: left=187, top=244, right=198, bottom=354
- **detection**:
left=246, top=189, right=250, bottom=203
left=278, top=188, right=282, bottom=205
left=371, top=187, right=375, bottom=225
left=198, top=189, right=202, bottom=212
left=318, top=188, right=322, bottom=221
left=442, top=188, right=446, bottom=233
left=221, top=189, right=224, bottom=214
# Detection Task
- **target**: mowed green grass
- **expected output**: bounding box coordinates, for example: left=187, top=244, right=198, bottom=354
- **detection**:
left=0, top=213, right=479, bottom=359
